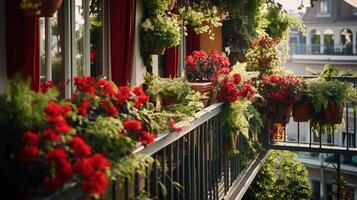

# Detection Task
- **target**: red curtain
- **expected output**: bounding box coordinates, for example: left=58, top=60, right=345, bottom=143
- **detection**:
left=186, top=26, right=200, bottom=55
left=109, top=0, right=136, bottom=86
left=5, top=0, right=40, bottom=91
left=165, top=46, right=179, bottom=77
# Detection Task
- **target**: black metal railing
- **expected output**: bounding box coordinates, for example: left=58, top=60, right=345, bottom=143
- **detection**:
left=46, top=103, right=268, bottom=200
left=265, top=77, right=357, bottom=154
left=288, top=44, right=356, bottom=55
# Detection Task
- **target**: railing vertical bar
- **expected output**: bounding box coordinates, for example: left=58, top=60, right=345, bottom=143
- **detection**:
left=284, top=124, right=287, bottom=142
left=111, top=181, right=116, bottom=200
left=208, top=119, right=213, bottom=200
left=188, top=131, right=192, bottom=200
left=181, top=137, right=186, bottom=200
left=134, top=173, right=139, bottom=198
left=145, top=167, right=150, bottom=197
left=309, top=123, right=312, bottom=147
left=124, top=178, right=129, bottom=200
left=332, top=126, right=335, bottom=146
left=214, top=116, right=219, bottom=200
left=175, top=140, right=180, bottom=200
left=346, top=106, right=350, bottom=150
left=192, top=130, right=196, bottom=200
left=161, top=148, right=166, bottom=198
left=319, top=124, right=322, bottom=149
left=154, top=154, right=159, bottom=199
left=202, top=122, right=207, bottom=200
left=354, top=81, right=357, bottom=148
left=168, top=144, right=173, bottom=200
left=297, top=122, right=300, bottom=143
left=197, top=126, right=201, bottom=200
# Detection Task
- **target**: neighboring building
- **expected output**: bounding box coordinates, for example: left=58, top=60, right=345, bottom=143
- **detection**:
left=286, top=0, right=357, bottom=74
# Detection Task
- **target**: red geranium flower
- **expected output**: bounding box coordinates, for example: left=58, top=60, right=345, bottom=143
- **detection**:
left=69, top=136, right=92, bottom=159
left=137, top=131, right=155, bottom=145
left=22, top=131, right=40, bottom=146
left=20, top=145, right=39, bottom=161
left=123, top=119, right=142, bottom=132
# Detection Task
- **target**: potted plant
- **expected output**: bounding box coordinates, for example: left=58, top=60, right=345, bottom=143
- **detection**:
left=179, top=3, right=222, bottom=40
left=143, top=0, right=172, bottom=16
left=141, top=14, right=181, bottom=55
left=20, top=0, right=63, bottom=17
left=306, top=79, right=357, bottom=125
left=292, top=78, right=312, bottom=122
left=259, top=75, right=305, bottom=124
left=146, top=77, right=204, bottom=113
left=185, top=50, right=230, bottom=96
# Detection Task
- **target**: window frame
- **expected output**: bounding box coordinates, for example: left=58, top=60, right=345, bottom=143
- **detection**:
left=41, top=0, right=110, bottom=98
left=317, top=0, right=331, bottom=17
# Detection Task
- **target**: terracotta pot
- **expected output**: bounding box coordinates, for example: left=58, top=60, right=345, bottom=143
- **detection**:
left=310, top=111, right=326, bottom=124
left=168, top=0, right=176, bottom=10
left=188, top=82, right=213, bottom=94
left=189, top=82, right=213, bottom=107
left=324, top=103, right=343, bottom=124
left=266, top=103, right=292, bottom=124
left=150, top=47, right=166, bottom=55
left=24, top=0, right=63, bottom=17
left=292, top=101, right=311, bottom=122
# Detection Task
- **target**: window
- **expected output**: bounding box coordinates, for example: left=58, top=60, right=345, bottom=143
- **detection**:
left=40, top=0, right=109, bottom=98
left=318, top=0, right=331, bottom=16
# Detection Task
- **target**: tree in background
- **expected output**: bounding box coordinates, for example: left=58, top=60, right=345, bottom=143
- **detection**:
left=245, top=151, right=312, bottom=200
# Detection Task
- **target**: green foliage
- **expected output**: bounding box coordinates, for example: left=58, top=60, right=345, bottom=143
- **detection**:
left=247, top=151, right=312, bottom=200
left=179, top=3, right=222, bottom=40
left=264, top=4, right=305, bottom=40
left=222, top=0, right=265, bottom=64
left=142, top=0, right=171, bottom=17
left=113, top=154, right=154, bottom=182
left=146, top=76, right=203, bottom=116
left=140, top=14, right=181, bottom=54
left=0, top=78, right=58, bottom=159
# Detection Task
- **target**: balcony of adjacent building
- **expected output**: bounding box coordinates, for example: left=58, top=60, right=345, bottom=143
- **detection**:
left=288, top=28, right=357, bottom=65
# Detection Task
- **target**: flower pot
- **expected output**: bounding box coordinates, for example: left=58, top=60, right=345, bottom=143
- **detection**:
left=188, top=82, right=213, bottom=94
left=311, top=111, right=326, bottom=124
left=292, top=101, right=311, bottom=122
left=150, top=47, right=166, bottom=55
left=189, top=82, right=213, bottom=107
left=168, top=0, right=176, bottom=10
left=24, top=0, right=63, bottom=17
left=266, top=103, right=292, bottom=124
left=324, top=103, right=343, bottom=124
left=162, top=96, right=177, bottom=106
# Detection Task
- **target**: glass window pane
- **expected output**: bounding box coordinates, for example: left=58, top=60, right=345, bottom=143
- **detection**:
left=75, top=0, right=85, bottom=77
left=89, top=0, right=104, bottom=77
left=51, top=9, right=65, bottom=95
left=39, top=18, right=46, bottom=82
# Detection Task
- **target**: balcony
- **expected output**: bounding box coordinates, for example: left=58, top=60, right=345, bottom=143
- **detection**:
left=39, top=103, right=269, bottom=200
left=288, top=44, right=357, bottom=64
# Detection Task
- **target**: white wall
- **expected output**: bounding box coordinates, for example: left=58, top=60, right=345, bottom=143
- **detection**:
left=0, top=0, right=6, bottom=93
left=130, top=0, right=146, bottom=86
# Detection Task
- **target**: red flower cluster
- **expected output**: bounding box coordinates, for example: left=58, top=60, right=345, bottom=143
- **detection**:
left=169, top=118, right=183, bottom=132
left=260, top=75, right=305, bottom=105
left=216, top=75, right=256, bottom=103
left=124, top=119, right=155, bottom=145
left=40, top=80, right=54, bottom=93
left=252, top=36, right=280, bottom=48
left=45, top=102, right=72, bottom=134
left=185, top=50, right=230, bottom=82
left=269, top=123, right=285, bottom=143
left=20, top=131, right=40, bottom=161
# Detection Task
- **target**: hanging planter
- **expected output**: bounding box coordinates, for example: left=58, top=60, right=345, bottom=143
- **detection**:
left=150, top=47, right=166, bottom=55
left=324, top=103, right=344, bottom=124
left=21, top=0, right=63, bottom=17
left=292, top=101, right=311, bottom=122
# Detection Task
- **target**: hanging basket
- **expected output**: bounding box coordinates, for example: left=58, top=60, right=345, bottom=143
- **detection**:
left=161, top=96, right=177, bottom=106
left=265, top=103, right=292, bottom=124
left=324, top=103, right=343, bottom=124
left=168, top=0, right=176, bottom=10
left=24, top=0, right=63, bottom=17
left=150, top=47, right=166, bottom=55
left=292, top=101, right=312, bottom=122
